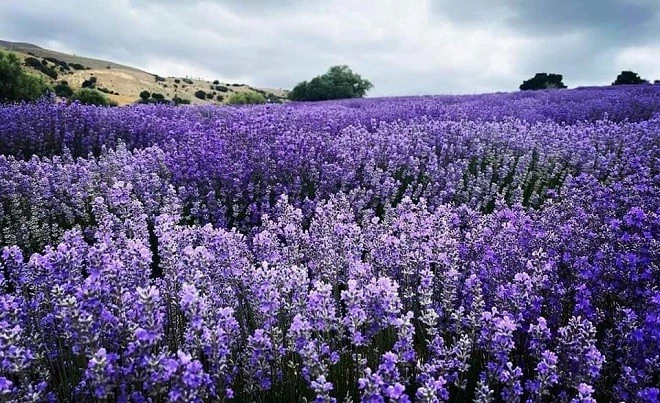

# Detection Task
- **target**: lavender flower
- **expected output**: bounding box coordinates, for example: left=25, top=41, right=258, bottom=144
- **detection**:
left=0, top=86, right=658, bottom=401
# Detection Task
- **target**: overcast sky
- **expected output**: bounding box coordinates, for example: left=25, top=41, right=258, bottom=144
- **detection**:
left=1, top=0, right=659, bottom=96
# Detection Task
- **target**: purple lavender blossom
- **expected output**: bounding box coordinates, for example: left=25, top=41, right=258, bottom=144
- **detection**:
left=0, top=86, right=658, bottom=401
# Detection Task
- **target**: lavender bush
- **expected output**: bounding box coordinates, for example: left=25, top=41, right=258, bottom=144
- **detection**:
left=0, top=85, right=658, bottom=402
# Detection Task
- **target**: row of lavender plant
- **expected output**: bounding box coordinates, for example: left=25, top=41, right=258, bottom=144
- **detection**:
left=0, top=86, right=658, bottom=401
left=0, top=145, right=173, bottom=252
left=1, top=85, right=660, bottom=160
left=1, top=185, right=657, bottom=401
left=2, top=114, right=658, bottom=252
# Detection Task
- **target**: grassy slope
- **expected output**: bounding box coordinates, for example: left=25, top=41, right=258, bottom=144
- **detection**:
left=0, top=40, right=287, bottom=106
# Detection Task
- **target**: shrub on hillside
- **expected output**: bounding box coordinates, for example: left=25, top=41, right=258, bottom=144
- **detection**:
left=41, top=66, right=59, bottom=80
left=54, top=83, right=74, bottom=98
left=215, top=85, right=228, bottom=92
left=69, top=63, right=85, bottom=70
left=139, top=91, right=151, bottom=101
left=43, top=57, right=70, bottom=72
left=228, top=91, right=266, bottom=105
left=172, top=96, right=191, bottom=105
left=0, top=51, right=50, bottom=103
left=70, top=88, right=112, bottom=106
left=194, top=90, right=207, bottom=100
left=23, top=57, right=43, bottom=69
left=23, top=56, right=58, bottom=80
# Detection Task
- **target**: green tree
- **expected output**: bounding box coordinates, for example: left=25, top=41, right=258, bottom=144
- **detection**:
left=287, top=80, right=309, bottom=101
left=519, top=73, right=567, bottom=91
left=288, top=65, right=373, bottom=101
left=612, top=71, right=647, bottom=85
left=70, top=88, right=112, bottom=106
left=139, top=90, right=151, bottom=101
left=0, top=51, right=50, bottom=103
left=228, top=92, right=266, bottom=105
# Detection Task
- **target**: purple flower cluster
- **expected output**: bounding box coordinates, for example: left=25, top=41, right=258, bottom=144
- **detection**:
left=0, top=86, right=658, bottom=401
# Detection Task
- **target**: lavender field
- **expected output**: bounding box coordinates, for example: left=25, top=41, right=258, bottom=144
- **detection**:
left=0, top=85, right=659, bottom=402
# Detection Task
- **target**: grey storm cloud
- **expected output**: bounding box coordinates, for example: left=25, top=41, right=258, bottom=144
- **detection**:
left=1, top=0, right=659, bottom=96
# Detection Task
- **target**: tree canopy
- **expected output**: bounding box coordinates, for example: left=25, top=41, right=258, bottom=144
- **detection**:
left=0, top=51, right=50, bottom=103
left=519, top=73, right=567, bottom=91
left=288, top=65, right=373, bottom=101
left=612, top=71, right=647, bottom=85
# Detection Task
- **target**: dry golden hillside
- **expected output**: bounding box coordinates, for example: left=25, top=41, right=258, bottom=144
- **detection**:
left=0, top=40, right=287, bottom=106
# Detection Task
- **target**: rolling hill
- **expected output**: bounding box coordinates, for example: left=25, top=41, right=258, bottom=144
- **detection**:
left=0, top=39, right=287, bottom=105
